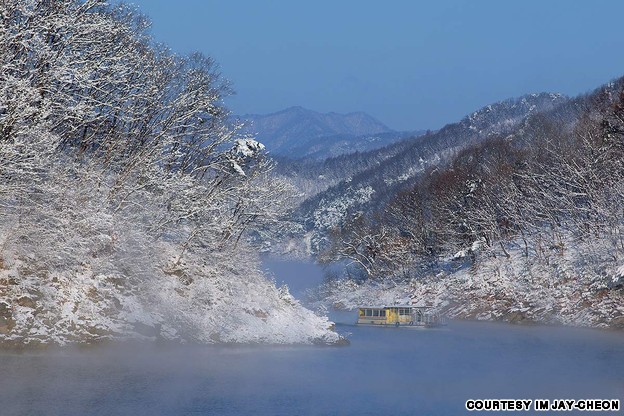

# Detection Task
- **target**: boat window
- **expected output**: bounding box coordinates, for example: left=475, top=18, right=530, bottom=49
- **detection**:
left=362, top=308, right=386, bottom=317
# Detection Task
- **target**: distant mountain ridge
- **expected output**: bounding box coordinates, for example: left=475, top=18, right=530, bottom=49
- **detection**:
left=238, top=106, right=420, bottom=159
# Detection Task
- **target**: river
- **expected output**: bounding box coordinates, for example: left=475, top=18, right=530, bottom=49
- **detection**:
left=1, top=258, right=623, bottom=415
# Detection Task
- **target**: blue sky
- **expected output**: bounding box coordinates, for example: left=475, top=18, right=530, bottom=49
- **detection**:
left=127, top=0, right=624, bottom=131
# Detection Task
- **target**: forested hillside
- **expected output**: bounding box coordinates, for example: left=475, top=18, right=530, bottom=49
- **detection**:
left=286, top=93, right=568, bottom=254
left=317, top=80, right=624, bottom=329
left=0, top=1, right=339, bottom=346
left=271, top=132, right=426, bottom=199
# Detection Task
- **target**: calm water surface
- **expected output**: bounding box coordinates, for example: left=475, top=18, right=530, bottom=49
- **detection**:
left=1, top=259, right=623, bottom=415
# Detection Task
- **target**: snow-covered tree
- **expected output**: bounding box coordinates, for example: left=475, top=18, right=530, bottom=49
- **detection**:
left=0, top=0, right=338, bottom=345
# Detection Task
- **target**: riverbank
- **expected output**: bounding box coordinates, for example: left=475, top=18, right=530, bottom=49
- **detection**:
left=0, top=249, right=341, bottom=348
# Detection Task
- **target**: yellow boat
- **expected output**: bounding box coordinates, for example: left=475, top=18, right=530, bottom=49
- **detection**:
left=357, top=305, right=444, bottom=327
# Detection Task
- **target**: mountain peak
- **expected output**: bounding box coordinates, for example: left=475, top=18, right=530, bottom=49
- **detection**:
left=239, top=107, right=397, bottom=158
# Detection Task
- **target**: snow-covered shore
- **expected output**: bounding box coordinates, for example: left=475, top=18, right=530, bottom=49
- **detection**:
left=316, top=242, right=624, bottom=330
left=0, top=246, right=341, bottom=347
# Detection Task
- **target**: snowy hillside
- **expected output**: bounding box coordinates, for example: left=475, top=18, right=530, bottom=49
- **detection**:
left=0, top=239, right=339, bottom=346
left=290, top=92, right=569, bottom=255
left=314, top=78, right=624, bottom=331
left=317, top=236, right=624, bottom=330
left=0, top=1, right=340, bottom=347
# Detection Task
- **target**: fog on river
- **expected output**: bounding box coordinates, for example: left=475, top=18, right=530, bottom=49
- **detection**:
left=1, top=258, right=623, bottom=416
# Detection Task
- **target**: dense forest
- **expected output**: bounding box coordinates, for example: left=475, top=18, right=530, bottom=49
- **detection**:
left=0, top=0, right=338, bottom=345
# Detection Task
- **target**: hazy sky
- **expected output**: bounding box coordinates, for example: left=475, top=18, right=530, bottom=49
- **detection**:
left=127, top=1, right=624, bottom=130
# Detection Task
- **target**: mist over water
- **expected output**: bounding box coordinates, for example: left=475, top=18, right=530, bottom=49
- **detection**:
left=1, top=259, right=623, bottom=415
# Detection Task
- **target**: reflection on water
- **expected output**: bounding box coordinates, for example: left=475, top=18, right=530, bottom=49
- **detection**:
left=1, top=259, right=623, bottom=415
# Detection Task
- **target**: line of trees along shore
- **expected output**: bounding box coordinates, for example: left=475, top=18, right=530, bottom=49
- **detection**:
left=321, top=82, right=624, bottom=282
